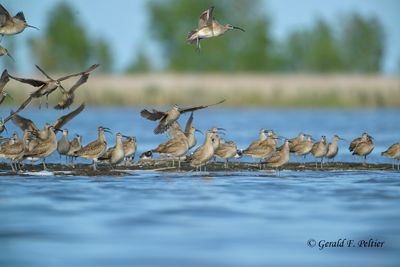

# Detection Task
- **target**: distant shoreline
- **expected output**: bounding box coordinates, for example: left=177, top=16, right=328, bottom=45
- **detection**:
left=4, top=74, right=400, bottom=107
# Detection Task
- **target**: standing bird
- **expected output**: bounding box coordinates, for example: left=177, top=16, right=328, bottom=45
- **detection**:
left=184, top=112, right=202, bottom=150
left=264, top=139, right=290, bottom=172
left=351, top=134, right=374, bottom=165
left=289, top=132, right=305, bottom=152
left=187, top=130, right=216, bottom=171
left=0, top=45, right=14, bottom=61
left=99, top=133, right=126, bottom=167
left=140, top=99, right=225, bottom=134
left=67, top=134, right=82, bottom=163
left=349, top=132, right=372, bottom=153
left=122, top=136, right=137, bottom=166
left=0, top=129, right=29, bottom=172
left=187, top=6, right=245, bottom=51
left=54, top=73, right=90, bottom=110
left=214, top=138, right=238, bottom=168
left=57, top=129, right=70, bottom=163
left=311, top=136, right=328, bottom=168
left=0, top=4, right=39, bottom=40
left=152, top=131, right=189, bottom=169
left=325, top=135, right=345, bottom=162
left=0, top=69, right=10, bottom=105
left=381, top=143, right=400, bottom=170
left=9, top=64, right=99, bottom=108
left=74, top=127, right=110, bottom=170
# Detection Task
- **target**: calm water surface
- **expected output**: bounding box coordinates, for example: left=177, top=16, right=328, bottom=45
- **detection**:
left=0, top=108, right=399, bottom=266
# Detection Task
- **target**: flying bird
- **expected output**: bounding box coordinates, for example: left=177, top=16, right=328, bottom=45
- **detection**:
left=54, top=73, right=90, bottom=110
left=0, top=45, right=14, bottom=61
left=0, top=4, right=38, bottom=40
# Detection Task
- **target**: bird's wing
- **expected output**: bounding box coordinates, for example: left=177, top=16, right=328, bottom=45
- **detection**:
left=184, top=112, right=194, bottom=134
left=0, top=69, right=9, bottom=92
left=10, top=113, right=39, bottom=132
left=140, top=109, right=165, bottom=121
left=35, top=65, right=54, bottom=80
left=198, top=6, right=214, bottom=28
left=0, top=4, right=11, bottom=26
left=69, top=73, right=89, bottom=93
left=54, top=95, right=73, bottom=110
left=179, top=99, right=225, bottom=114
left=349, top=137, right=361, bottom=151
left=8, top=74, right=46, bottom=87
left=52, top=103, right=85, bottom=129
left=57, top=64, right=100, bottom=82
left=3, top=96, right=33, bottom=123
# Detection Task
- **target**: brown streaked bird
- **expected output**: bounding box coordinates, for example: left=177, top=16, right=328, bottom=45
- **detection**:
left=311, top=135, right=328, bottom=168
left=291, top=135, right=313, bottom=163
left=325, top=135, right=345, bottom=162
left=122, top=136, right=137, bottom=166
left=11, top=103, right=85, bottom=140
left=9, top=64, right=99, bottom=108
left=187, top=6, right=245, bottom=50
left=243, top=133, right=276, bottom=168
left=22, top=126, right=57, bottom=170
left=0, top=45, right=14, bottom=61
left=0, top=129, right=28, bottom=172
left=152, top=131, right=189, bottom=169
left=0, top=69, right=10, bottom=105
left=67, top=134, right=82, bottom=163
left=381, top=143, right=400, bottom=170
left=141, top=99, right=225, bottom=134
left=74, top=126, right=110, bottom=170
left=187, top=130, right=215, bottom=171
left=244, top=128, right=267, bottom=152
left=214, top=138, right=238, bottom=168
left=54, top=73, right=90, bottom=110
left=352, top=134, right=374, bottom=165
left=57, top=129, right=70, bottom=162
left=349, top=132, right=372, bottom=153
left=289, top=132, right=305, bottom=152
left=0, top=4, right=39, bottom=39
left=264, top=139, right=290, bottom=171
left=99, top=132, right=126, bottom=166
left=184, top=112, right=202, bottom=150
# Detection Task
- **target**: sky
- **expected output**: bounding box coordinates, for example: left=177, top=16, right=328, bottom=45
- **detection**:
left=1, top=0, right=399, bottom=75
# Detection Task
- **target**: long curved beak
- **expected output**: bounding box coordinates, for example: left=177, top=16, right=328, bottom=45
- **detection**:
left=7, top=53, right=15, bottom=62
left=195, top=129, right=203, bottom=135
left=216, top=127, right=226, bottom=132
left=122, top=135, right=130, bottom=138
left=27, top=24, right=40, bottom=30
left=233, top=26, right=245, bottom=32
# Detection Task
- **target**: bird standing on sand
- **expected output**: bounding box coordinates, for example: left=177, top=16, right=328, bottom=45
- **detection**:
left=311, top=136, right=328, bottom=168
left=187, top=130, right=216, bottom=171
left=325, top=135, right=345, bottom=162
left=99, top=132, right=126, bottom=167
left=187, top=6, right=245, bottom=51
left=264, top=139, right=290, bottom=172
left=214, top=138, right=238, bottom=168
left=381, top=143, right=400, bottom=170
left=350, top=133, right=374, bottom=165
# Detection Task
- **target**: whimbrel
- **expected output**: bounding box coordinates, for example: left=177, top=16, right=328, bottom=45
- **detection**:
left=54, top=73, right=90, bottom=110
left=291, top=135, right=313, bottom=163
left=0, top=129, right=28, bottom=172
left=244, top=128, right=267, bottom=151
left=352, top=134, right=374, bottom=165
left=0, top=69, right=11, bottom=106
left=349, top=133, right=372, bottom=153
left=141, top=99, right=225, bottom=134
left=289, top=132, right=305, bottom=152
left=243, top=133, right=276, bottom=168
left=0, top=45, right=14, bottom=61
left=22, top=126, right=57, bottom=170
left=187, top=130, right=215, bottom=170
left=264, top=139, right=290, bottom=172
left=57, top=129, right=70, bottom=162
left=214, top=138, right=238, bottom=168
left=381, top=143, right=400, bottom=170
left=184, top=112, right=201, bottom=150
left=9, top=64, right=99, bottom=108
left=122, top=136, right=137, bottom=166
left=326, top=135, right=344, bottom=162
left=67, top=134, right=82, bottom=163
left=152, top=131, right=189, bottom=168
left=74, top=126, right=110, bottom=170
left=311, top=136, right=328, bottom=168
left=99, top=133, right=125, bottom=167
left=0, top=4, right=38, bottom=39
left=187, top=6, right=245, bottom=50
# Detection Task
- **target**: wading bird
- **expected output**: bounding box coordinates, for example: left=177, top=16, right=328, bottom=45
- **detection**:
left=141, top=99, right=225, bottom=134
left=350, top=133, right=374, bottom=165
left=381, top=143, right=400, bottom=170
left=187, top=6, right=245, bottom=51
left=0, top=4, right=38, bottom=40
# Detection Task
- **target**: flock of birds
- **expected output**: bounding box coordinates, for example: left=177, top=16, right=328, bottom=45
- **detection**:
left=0, top=5, right=399, bottom=173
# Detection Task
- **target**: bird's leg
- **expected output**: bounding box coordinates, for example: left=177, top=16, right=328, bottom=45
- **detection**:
left=10, top=161, right=15, bottom=172
left=46, top=95, right=49, bottom=109
left=178, top=158, right=181, bottom=170
left=320, top=158, right=323, bottom=169
left=42, top=159, right=47, bottom=170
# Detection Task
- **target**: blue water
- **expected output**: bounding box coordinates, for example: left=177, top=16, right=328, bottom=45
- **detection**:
left=0, top=108, right=399, bottom=267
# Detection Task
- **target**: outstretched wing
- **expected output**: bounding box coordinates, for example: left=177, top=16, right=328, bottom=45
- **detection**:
left=53, top=103, right=85, bottom=129
left=8, top=74, right=46, bottom=87
left=35, top=65, right=54, bottom=80
left=198, top=6, right=214, bottom=28
left=184, top=112, right=194, bottom=133
left=179, top=99, right=225, bottom=114
left=3, top=96, right=33, bottom=123
left=140, top=109, right=165, bottom=121
left=0, top=69, right=9, bottom=92
left=10, top=113, right=39, bottom=132
left=57, top=64, right=100, bottom=82
left=0, top=4, right=11, bottom=27
left=69, top=73, right=89, bottom=93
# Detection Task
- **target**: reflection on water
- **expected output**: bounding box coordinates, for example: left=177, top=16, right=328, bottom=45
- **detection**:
left=0, top=108, right=399, bottom=266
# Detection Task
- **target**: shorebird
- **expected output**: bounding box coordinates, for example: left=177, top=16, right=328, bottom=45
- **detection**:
left=122, top=136, right=137, bottom=166
left=0, top=129, right=28, bottom=172
left=326, top=135, right=345, bottom=162
left=99, top=132, right=125, bottom=167
left=184, top=112, right=202, bottom=150
left=187, top=6, right=245, bottom=50
left=57, top=129, right=70, bottom=162
left=74, top=127, right=110, bottom=170
left=244, top=128, right=267, bottom=151
left=243, top=133, right=276, bottom=168
left=0, top=4, right=39, bottom=39
left=140, top=99, right=225, bottom=134
left=11, top=103, right=85, bottom=139
left=214, top=138, right=238, bottom=168
left=291, top=135, right=313, bottom=162
left=54, top=73, right=90, bottom=110
left=0, top=69, right=10, bottom=105
left=152, top=131, right=189, bottom=168
left=9, top=64, right=99, bottom=108
left=381, top=143, right=400, bottom=170
left=349, top=133, right=372, bottom=153
left=67, top=134, right=82, bottom=163
left=289, top=132, right=305, bottom=152
left=0, top=45, right=14, bottom=61
left=22, top=126, right=57, bottom=170
left=311, top=136, right=328, bottom=168
left=187, top=130, right=215, bottom=170
left=351, top=134, right=374, bottom=164
left=264, top=139, right=290, bottom=172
